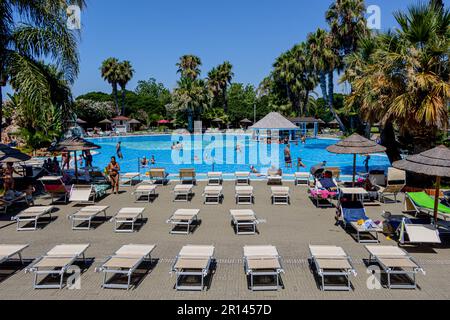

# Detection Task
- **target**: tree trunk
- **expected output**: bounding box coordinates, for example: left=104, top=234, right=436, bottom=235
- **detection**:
left=187, top=107, right=194, bottom=133
left=327, top=72, right=346, bottom=132
left=120, top=85, right=126, bottom=116
left=223, top=89, right=228, bottom=114
left=0, top=85, right=3, bottom=141
left=319, top=72, right=328, bottom=102
left=302, top=90, right=310, bottom=117
left=112, top=83, right=119, bottom=115
left=380, top=121, right=401, bottom=164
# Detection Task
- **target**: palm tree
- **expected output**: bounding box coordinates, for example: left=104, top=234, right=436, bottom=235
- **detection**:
left=117, top=60, right=135, bottom=116
left=326, top=0, right=369, bottom=56
left=171, top=78, right=211, bottom=132
left=207, top=67, right=222, bottom=106
left=217, top=61, right=234, bottom=113
left=100, top=58, right=121, bottom=115
left=176, top=55, right=202, bottom=80
left=307, top=29, right=345, bottom=130
left=0, top=0, right=85, bottom=137
left=343, top=2, right=449, bottom=160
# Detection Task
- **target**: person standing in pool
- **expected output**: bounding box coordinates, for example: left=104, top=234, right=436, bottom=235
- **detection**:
left=363, top=155, right=371, bottom=173
left=116, top=142, right=123, bottom=160
left=284, top=144, right=292, bottom=168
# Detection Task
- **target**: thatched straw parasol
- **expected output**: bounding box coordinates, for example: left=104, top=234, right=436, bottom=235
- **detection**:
left=99, top=119, right=112, bottom=124
left=394, top=145, right=450, bottom=222
left=240, top=118, right=252, bottom=124
left=326, top=133, right=386, bottom=186
left=0, top=144, right=31, bottom=163
left=49, top=137, right=100, bottom=183
left=76, top=118, right=87, bottom=125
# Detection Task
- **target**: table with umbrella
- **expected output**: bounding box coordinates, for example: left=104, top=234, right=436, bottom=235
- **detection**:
left=240, top=118, right=252, bottom=129
left=326, top=134, right=386, bottom=187
left=393, top=145, right=450, bottom=224
left=49, top=137, right=100, bottom=184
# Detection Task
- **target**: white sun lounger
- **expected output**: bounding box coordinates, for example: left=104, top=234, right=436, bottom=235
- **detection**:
left=173, top=184, right=194, bottom=202
left=309, top=245, right=357, bottom=291
left=171, top=245, right=215, bottom=291
left=244, top=245, right=284, bottom=291
left=120, top=172, right=141, bottom=187
left=68, top=206, right=109, bottom=230
left=399, top=218, right=441, bottom=245
left=11, top=206, right=55, bottom=231
left=203, top=186, right=223, bottom=204
left=294, top=172, right=310, bottom=186
left=236, top=186, right=254, bottom=205
left=96, top=244, right=156, bottom=290
left=235, top=172, right=250, bottom=186
left=133, top=185, right=157, bottom=203
left=25, top=244, right=90, bottom=289
left=207, top=172, right=223, bottom=186
left=110, top=208, right=145, bottom=233
left=230, top=210, right=264, bottom=235
left=0, top=244, right=29, bottom=265
left=271, top=187, right=290, bottom=205
left=365, top=245, right=425, bottom=289
left=166, top=209, right=199, bottom=235
left=69, top=185, right=97, bottom=204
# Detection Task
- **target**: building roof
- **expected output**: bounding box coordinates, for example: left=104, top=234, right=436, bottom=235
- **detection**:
left=250, top=112, right=299, bottom=130
left=290, top=117, right=325, bottom=124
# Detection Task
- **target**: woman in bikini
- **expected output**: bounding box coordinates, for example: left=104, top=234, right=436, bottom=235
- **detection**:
left=107, top=156, right=121, bottom=194
left=3, top=162, right=21, bottom=191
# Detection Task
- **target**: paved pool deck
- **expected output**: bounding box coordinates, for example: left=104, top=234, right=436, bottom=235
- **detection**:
left=0, top=180, right=449, bottom=300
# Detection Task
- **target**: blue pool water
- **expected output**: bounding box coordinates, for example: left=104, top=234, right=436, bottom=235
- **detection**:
left=90, top=135, right=390, bottom=175
left=87, top=135, right=391, bottom=178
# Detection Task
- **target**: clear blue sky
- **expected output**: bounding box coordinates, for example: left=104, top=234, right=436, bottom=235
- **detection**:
left=10, top=0, right=418, bottom=97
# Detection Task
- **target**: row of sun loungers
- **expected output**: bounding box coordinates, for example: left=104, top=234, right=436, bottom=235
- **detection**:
left=0, top=244, right=425, bottom=291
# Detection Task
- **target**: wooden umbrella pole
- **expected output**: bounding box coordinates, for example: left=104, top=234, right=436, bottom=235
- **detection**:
left=74, top=150, right=78, bottom=184
left=434, top=176, right=441, bottom=224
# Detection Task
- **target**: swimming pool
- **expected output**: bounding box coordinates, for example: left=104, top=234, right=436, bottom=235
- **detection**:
left=87, top=134, right=391, bottom=178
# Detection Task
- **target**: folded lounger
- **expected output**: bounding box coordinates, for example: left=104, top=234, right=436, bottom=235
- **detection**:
left=243, top=245, right=284, bottom=291
left=294, top=172, right=310, bottom=186
left=0, top=244, right=29, bottom=265
left=230, top=210, right=264, bottom=235
left=96, top=244, right=156, bottom=290
left=12, top=206, right=55, bottom=231
left=398, top=218, right=441, bottom=245
left=179, top=168, right=196, bottom=185
left=119, top=173, right=141, bottom=187
left=405, top=192, right=450, bottom=220
left=166, top=209, right=200, bottom=235
left=340, top=201, right=382, bottom=243
left=39, top=176, right=71, bottom=204
left=267, top=170, right=282, bottom=185
left=171, top=245, right=215, bottom=291
left=110, top=208, right=145, bottom=233
left=271, top=187, right=290, bottom=205
left=25, top=244, right=90, bottom=289
left=148, top=168, right=169, bottom=185
left=68, top=206, right=109, bottom=230
left=235, top=186, right=254, bottom=205
left=202, top=186, right=223, bottom=205
left=235, top=172, right=250, bottom=186
left=365, top=245, right=425, bottom=289
left=309, top=245, right=357, bottom=291
left=207, top=172, right=223, bottom=186
left=376, top=168, right=406, bottom=203
left=69, top=185, right=96, bottom=204
left=133, top=184, right=157, bottom=203
left=173, top=184, right=194, bottom=202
